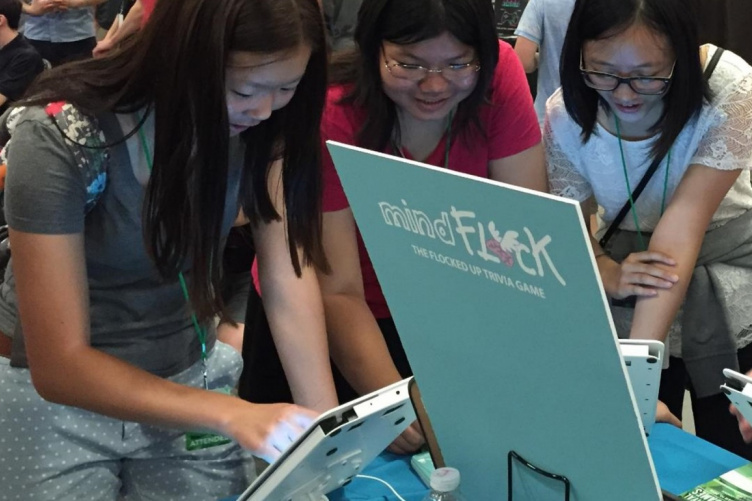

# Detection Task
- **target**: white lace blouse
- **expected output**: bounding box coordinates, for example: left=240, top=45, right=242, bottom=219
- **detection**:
left=546, top=44, right=752, bottom=235
left=545, top=45, right=752, bottom=356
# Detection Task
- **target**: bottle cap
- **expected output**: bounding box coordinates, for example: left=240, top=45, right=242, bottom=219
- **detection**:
left=430, top=466, right=461, bottom=492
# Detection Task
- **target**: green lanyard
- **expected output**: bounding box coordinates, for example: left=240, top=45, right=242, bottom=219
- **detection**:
left=137, top=123, right=210, bottom=391
left=614, top=115, right=672, bottom=251
left=392, top=111, right=453, bottom=169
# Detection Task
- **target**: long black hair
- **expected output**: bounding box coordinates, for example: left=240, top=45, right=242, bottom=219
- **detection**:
left=560, top=0, right=709, bottom=161
left=22, top=0, right=327, bottom=321
left=329, top=0, right=499, bottom=151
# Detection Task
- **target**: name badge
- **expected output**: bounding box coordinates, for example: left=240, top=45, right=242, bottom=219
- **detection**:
left=185, top=386, right=234, bottom=451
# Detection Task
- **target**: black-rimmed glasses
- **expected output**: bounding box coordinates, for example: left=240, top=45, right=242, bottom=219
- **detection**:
left=579, top=52, right=675, bottom=95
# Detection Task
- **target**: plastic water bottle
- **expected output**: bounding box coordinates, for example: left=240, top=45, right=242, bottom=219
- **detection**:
left=422, top=467, right=466, bottom=501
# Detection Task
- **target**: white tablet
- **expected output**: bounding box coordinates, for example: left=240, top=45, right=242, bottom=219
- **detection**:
left=721, top=368, right=752, bottom=427
left=619, top=339, right=664, bottom=435
left=237, top=377, right=415, bottom=501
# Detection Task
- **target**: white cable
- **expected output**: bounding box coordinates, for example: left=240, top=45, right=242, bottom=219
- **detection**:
left=355, top=474, right=408, bottom=501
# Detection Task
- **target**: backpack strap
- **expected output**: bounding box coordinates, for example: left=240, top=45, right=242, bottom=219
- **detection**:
left=703, top=47, right=724, bottom=81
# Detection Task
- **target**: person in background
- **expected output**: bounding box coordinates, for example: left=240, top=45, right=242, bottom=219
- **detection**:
left=22, top=0, right=106, bottom=66
left=92, top=0, right=150, bottom=57
left=547, top=0, right=752, bottom=458
left=0, top=0, right=338, bottom=497
left=0, top=0, right=44, bottom=114
left=320, top=0, right=362, bottom=51
left=513, top=0, right=576, bottom=125
left=94, top=0, right=134, bottom=32
left=241, top=0, right=546, bottom=454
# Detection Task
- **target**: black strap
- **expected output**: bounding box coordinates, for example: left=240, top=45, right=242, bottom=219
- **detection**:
left=599, top=47, right=725, bottom=249
left=598, top=153, right=665, bottom=248
left=704, top=47, right=725, bottom=81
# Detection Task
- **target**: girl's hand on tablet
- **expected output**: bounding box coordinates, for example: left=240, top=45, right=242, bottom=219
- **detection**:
left=224, top=402, right=317, bottom=462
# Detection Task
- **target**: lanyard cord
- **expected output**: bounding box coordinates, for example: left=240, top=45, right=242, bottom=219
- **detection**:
left=392, top=110, right=453, bottom=169
left=614, top=115, right=672, bottom=251
left=136, top=122, right=209, bottom=390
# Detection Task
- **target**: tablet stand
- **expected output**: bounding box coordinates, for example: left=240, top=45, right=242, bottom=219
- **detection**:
left=507, top=450, right=570, bottom=501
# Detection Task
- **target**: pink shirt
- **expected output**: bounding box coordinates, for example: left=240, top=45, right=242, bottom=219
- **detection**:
left=321, top=40, right=541, bottom=318
left=141, top=0, right=157, bottom=27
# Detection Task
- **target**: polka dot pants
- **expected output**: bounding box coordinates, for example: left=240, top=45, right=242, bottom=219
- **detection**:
left=0, top=342, right=256, bottom=500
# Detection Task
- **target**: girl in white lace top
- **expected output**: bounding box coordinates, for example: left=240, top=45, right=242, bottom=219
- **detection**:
left=546, top=0, right=752, bottom=459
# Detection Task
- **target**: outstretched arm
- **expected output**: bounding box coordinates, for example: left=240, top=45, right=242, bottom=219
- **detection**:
left=93, top=0, right=144, bottom=57
left=253, top=159, right=338, bottom=413
left=628, top=165, right=740, bottom=341
left=11, top=228, right=316, bottom=461
left=319, top=207, right=424, bottom=453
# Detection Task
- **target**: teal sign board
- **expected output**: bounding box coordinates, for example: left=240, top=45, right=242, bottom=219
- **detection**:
left=327, top=141, right=662, bottom=501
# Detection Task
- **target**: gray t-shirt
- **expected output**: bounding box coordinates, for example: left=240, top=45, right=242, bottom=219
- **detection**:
left=1, top=107, right=242, bottom=377
left=514, top=0, right=576, bottom=123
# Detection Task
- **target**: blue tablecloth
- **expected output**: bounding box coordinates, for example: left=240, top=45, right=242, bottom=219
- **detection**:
left=326, top=453, right=427, bottom=501
left=324, top=424, right=750, bottom=500
left=649, top=423, right=747, bottom=495
left=226, top=423, right=748, bottom=500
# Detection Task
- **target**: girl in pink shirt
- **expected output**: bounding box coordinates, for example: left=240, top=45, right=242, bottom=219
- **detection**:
left=244, top=0, right=545, bottom=453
